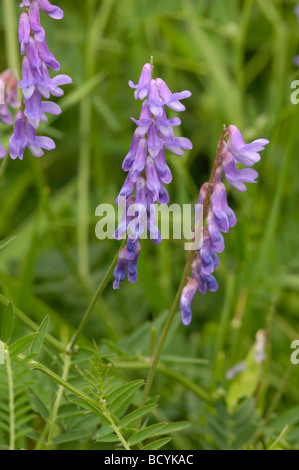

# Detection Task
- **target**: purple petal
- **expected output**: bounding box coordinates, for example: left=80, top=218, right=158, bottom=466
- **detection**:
left=29, top=1, right=46, bottom=41
left=38, top=0, right=64, bottom=20
left=180, top=278, right=198, bottom=326
left=147, top=124, right=163, bottom=158
left=19, top=12, right=31, bottom=55
left=129, top=63, right=152, bottom=100
left=207, top=210, right=225, bottom=253
left=148, top=80, right=164, bottom=117
left=154, top=148, right=172, bottom=184
left=130, top=138, right=147, bottom=182
left=9, top=111, right=27, bottom=160
left=145, top=156, right=161, bottom=202
left=42, top=101, right=62, bottom=115
left=122, top=132, right=141, bottom=172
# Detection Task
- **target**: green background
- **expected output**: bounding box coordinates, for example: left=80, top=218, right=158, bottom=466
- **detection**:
left=0, top=0, right=299, bottom=450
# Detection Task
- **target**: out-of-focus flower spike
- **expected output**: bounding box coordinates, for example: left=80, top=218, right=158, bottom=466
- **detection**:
left=180, top=124, right=269, bottom=325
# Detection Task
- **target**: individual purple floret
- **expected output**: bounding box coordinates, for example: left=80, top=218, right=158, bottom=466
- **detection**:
left=180, top=125, right=269, bottom=325
left=9, top=110, right=55, bottom=160
left=6, top=0, right=72, bottom=160
left=113, top=61, right=192, bottom=289
left=180, top=278, right=198, bottom=326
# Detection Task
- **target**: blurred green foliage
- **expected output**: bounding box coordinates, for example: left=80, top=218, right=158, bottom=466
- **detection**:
left=0, top=0, right=299, bottom=450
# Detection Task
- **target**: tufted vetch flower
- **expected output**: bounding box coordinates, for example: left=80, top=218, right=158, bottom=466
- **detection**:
left=180, top=125, right=269, bottom=325
left=4, top=0, right=72, bottom=161
left=113, top=61, right=192, bottom=289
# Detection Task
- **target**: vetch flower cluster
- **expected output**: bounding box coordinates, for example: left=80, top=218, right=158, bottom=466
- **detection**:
left=180, top=125, right=269, bottom=326
left=0, top=70, right=19, bottom=158
left=113, top=62, right=192, bottom=290
left=8, top=0, right=72, bottom=160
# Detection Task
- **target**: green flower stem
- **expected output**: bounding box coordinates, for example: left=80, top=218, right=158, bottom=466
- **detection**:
left=28, top=158, right=120, bottom=341
left=5, top=346, right=15, bottom=451
left=140, top=251, right=194, bottom=409
left=35, top=354, right=72, bottom=450
left=67, top=240, right=126, bottom=353
left=23, top=356, right=130, bottom=450
left=0, top=155, right=10, bottom=186
left=141, top=129, right=227, bottom=409
left=77, top=0, right=115, bottom=281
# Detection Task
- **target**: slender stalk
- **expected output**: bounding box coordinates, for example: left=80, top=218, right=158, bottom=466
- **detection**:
left=67, top=240, right=126, bottom=352
left=140, top=252, right=194, bottom=408
left=5, top=347, right=15, bottom=450
left=23, top=356, right=130, bottom=450
left=35, top=354, right=72, bottom=450
left=29, top=157, right=120, bottom=340
left=77, top=0, right=114, bottom=281
left=141, top=128, right=227, bottom=408
left=0, top=155, right=10, bottom=185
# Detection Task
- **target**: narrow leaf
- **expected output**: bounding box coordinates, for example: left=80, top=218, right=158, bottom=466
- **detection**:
left=142, top=437, right=172, bottom=450
left=119, top=404, right=157, bottom=429
left=30, top=316, right=49, bottom=356
left=129, top=423, right=168, bottom=446
left=1, top=302, right=14, bottom=344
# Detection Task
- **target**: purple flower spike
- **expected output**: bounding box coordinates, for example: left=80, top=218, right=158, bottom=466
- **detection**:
left=180, top=278, right=198, bottom=326
left=8, top=0, right=71, bottom=160
left=180, top=124, right=269, bottom=325
left=114, top=61, right=192, bottom=289
left=129, top=63, right=152, bottom=101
